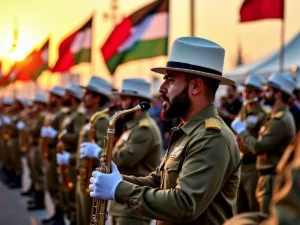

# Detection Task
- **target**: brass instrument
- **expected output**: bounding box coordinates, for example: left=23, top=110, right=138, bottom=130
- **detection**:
left=80, top=106, right=117, bottom=194
left=90, top=102, right=151, bottom=225
left=20, top=109, right=30, bottom=153
left=56, top=130, right=74, bottom=192
left=40, top=113, right=52, bottom=159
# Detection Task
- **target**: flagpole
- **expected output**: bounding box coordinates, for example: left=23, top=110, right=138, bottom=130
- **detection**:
left=190, top=0, right=195, bottom=36
left=90, top=11, right=96, bottom=77
left=279, top=0, right=285, bottom=72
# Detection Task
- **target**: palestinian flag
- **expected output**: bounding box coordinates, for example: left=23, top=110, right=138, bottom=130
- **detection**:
left=0, top=64, right=17, bottom=87
left=101, top=0, right=169, bottom=75
left=16, top=38, right=49, bottom=81
left=52, top=16, right=92, bottom=72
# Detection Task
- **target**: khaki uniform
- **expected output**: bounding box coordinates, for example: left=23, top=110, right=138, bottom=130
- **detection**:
left=8, top=113, right=22, bottom=177
left=44, top=107, right=66, bottom=213
left=2, top=112, right=12, bottom=173
left=109, top=112, right=162, bottom=225
left=29, top=111, right=46, bottom=191
left=237, top=104, right=268, bottom=213
left=59, top=106, right=85, bottom=222
left=76, top=109, right=109, bottom=225
left=114, top=105, right=241, bottom=225
left=240, top=106, right=296, bottom=214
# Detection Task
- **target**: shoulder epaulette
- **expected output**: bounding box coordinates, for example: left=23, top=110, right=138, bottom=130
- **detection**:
left=261, top=106, right=271, bottom=115
left=272, top=111, right=284, bottom=119
left=77, top=107, right=85, bottom=115
left=205, top=118, right=221, bottom=131
left=139, top=118, right=150, bottom=128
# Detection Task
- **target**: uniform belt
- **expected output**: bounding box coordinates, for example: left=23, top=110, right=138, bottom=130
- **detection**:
left=258, top=168, right=275, bottom=176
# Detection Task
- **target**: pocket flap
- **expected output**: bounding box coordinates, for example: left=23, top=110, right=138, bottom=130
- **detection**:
left=165, top=159, right=181, bottom=172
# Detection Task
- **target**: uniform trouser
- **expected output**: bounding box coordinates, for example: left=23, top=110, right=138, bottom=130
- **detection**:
left=256, top=174, right=274, bottom=214
left=29, top=145, right=44, bottom=191
left=46, top=148, right=64, bottom=211
left=9, top=138, right=22, bottom=176
left=237, top=163, right=259, bottom=213
left=76, top=180, right=92, bottom=225
left=0, top=139, right=3, bottom=165
left=111, top=217, right=151, bottom=225
left=4, top=139, right=14, bottom=171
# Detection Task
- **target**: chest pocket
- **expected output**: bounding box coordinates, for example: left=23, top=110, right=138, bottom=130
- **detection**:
left=162, top=158, right=182, bottom=189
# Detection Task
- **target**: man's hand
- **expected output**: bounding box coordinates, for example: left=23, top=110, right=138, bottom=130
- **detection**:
left=56, top=151, right=71, bottom=165
left=231, top=118, right=247, bottom=135
left=89, top=162, right=123, bottom=200
left=80, top=142, right=102, bottom=159
left=40, top=126, right=57, bottom=138
left=3, top=116, right=11, bottom=125
left=17, top=121, right=25, bottom=130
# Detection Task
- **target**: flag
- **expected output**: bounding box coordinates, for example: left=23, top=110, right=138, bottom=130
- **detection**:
left=16, top=38, right=49, bottom=81
left=0, top=62, right=3, bottom=78
left=52, top=16, right=92, bottom=72
left=240, top=0, right=284, bottom=22
left=0, top=64, right=17, bottom=87
left=101, top=0, right=169, bottom=75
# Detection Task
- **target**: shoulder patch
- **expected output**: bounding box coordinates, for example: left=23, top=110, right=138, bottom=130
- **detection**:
left=139, top=118, right=150, bottom=128
left=205, top=118, right=221, bottom=131
left=261, top=106, right=271, bottom=115
left=77, top=107, right=85, bottom=115
left=272, top=111, right=284, bottom=119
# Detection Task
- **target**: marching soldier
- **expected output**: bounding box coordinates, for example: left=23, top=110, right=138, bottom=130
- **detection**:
left=232, top=72, right=296, bottom=214
left=26, top=93, right=48, bottom=210
left=40, top=86, right=66, bottom=225
left=0, top=97, right=13, bottom=182
left=89, top=37, right=241, bottom=225
left=56, top=83, right=85, bottom=225
left=83, top=78, right=163, bottom=225
left=236, top=75, right=268, bottom=213
left=5, top=98, right=26, bottom=189
left=76, top=76, right=112, bottom=225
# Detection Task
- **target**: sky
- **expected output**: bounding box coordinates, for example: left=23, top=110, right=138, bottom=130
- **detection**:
left=0, top=0, right=300, bottom=97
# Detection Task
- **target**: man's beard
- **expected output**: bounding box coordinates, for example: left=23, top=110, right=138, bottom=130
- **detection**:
left=264, top=95, right=275, bottom=106
left=160, top=84, right=190, bottom=121
left=49, top=100, right=57, bottom=108
left=63, top=99, right=72, bottom=107
left=122, top=102, right=135, bottom=123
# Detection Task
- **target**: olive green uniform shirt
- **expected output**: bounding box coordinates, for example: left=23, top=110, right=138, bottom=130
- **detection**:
left=109, top=112, right=162, bottom=220
left=240, top=106, right=296, bottom=170
left=115, top=105, right=241, bottom=225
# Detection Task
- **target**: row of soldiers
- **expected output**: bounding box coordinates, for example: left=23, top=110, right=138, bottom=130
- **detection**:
left=0, top=76, right=163, bottom=225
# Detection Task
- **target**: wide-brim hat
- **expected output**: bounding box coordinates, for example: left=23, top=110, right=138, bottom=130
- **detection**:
left=33, top=92, right=48, bottom=104
left=66, top=83, right=83, bottom=100
left=50, top=86, right=65, bottom=98
left=116, top=78, right=152, bottom=100
left=2, top=97, right=13, bottom=106
left=267, top=72, right=295, bottom=97
left=241, top=74, right=264, bottom=91
left=80, top=76, right=112, bottom=98
left=151, top=37, right=235, bottom=85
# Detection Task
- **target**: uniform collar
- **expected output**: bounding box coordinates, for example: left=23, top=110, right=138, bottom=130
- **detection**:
left=275, top=105, right=288, bottom=113
left=180, top=104, right=218, bottom=135
left=125, top=111, right=148, bottom=130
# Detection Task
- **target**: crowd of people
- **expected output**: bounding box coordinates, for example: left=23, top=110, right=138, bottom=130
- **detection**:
left=0, top=36, right=299, bottom=225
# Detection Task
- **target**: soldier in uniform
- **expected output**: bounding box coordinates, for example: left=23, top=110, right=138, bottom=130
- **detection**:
left=0, top=97, right=13, bottom=182
left=83, top=78, right=162, bottom=225
left=56, top=83, right=86, bottom=225
left=75, top=76, right=112, bottom=225
left=89, top=37, right=241, bottom=225
left=5, top=97, right=25, bottom=189
left=231, top=73, right=296, bottom=214
left=236, top=75, right=268, bottom=213
left=25, top=93, right=48, bottom=210
left=40, top=86, right=66, bottom=225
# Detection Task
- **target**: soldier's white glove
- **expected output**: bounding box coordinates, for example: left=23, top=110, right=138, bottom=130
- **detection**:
left=41, top=126, right=57, bottom=138
left=80, top=142, right=102, bottom=159
left=231, top=118, right=247, bottom=135
left=17, top=121, right=25, bottom=130
left=56, top=151, right=71, bottom=165
left=89, top=162, right=122, bottom=200
left=3, top=116, right=11, bottom=125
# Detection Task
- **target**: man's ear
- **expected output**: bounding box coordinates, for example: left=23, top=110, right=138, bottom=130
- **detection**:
left=190, top=78, right=203, bottom=95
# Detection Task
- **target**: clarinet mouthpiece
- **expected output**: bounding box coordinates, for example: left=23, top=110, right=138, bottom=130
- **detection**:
left=139, top=102, right=151, bottom=111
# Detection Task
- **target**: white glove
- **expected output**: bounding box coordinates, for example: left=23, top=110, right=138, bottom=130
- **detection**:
left=80, top=142, right=102, bottom=159
left=17, top=121, right=25, bottom=130
left=41, top=126, right=57, bottom=138
left=56, top=151, right=71, bottom=165
left=89, top=162, right=123, bottom=200
left=231, top=118, right=247, bottom=135
left=3, top=116, right=11, bottom=125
